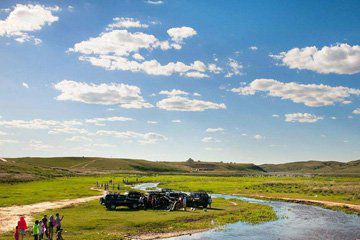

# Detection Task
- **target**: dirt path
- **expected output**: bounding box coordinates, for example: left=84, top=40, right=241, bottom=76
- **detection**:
left=238, top=194, right=360, bottom=213
left=0, top=189, right=104, bottom=233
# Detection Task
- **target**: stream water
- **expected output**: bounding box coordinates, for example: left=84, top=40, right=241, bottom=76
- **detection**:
left=133, top=183, right=360, bottom=240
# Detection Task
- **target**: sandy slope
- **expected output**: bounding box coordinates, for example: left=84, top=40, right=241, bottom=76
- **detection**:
left=0, top=190, right=104, bottom=233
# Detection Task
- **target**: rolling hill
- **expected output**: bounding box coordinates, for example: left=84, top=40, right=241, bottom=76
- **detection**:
left=1, top=157, right=359, bottom=182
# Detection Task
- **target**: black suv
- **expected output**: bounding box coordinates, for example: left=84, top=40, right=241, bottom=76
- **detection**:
left=188, top=192, right=211, bottom=208
left=100, top=191, right=144, bottom=210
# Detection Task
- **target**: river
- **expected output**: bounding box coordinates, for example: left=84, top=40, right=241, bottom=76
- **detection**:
left=133, top=182, right=360, bottom=240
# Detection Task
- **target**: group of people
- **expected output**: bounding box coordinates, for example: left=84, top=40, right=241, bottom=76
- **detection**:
left=96, top=181, right=120, bottom=191
left=14, top=213, right=64, bottom=240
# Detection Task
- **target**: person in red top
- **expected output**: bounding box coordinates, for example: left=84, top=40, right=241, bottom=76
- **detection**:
left=13, top=226, right=19, bottom=240
left=17, top=216, right=28, bottom=240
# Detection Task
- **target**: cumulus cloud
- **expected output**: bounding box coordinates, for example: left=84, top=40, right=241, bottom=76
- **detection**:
left=167, top=26, right=197, bottom=43
left=0, top=4, right=60, bottom=44
left=107, top=17, right=149, bottom=30
left=249, top=46, right=258, bottom=51
left=68, top=24, right=212, bottom=78
left=231, top=78, right=360, bottom=107
left=85, top=116, right=134, bottom=126
left=270, top=43, right=360, bottom=74
left=156, top=96, right=226, bottom=111
left=272, top=114, right=280, bottom=118
left=22, top=82, right=29, bottom=88
left=28, top=140, right=53, bottom=150
left=96, top=130, right=167, bottom=144
left=254, top=134, right=265, bottom=140
left=172, top=119, right=182, bottom=123
left=159, top=89, right=189, bottom=96
left=201, top=137, right=220, bottom=143
left=208, top=63, right=222, bottom=74
left=147, top=121, right=158, bottom=124
left=184, top=71, right=209, bottom=78
left=193, top=92, right=201, bottom=97
left=54, top=80, right=153, bottom=109
left=0, top=118, right=82, bottom=129
left=285, top=113, right=323, bottom=123
left=66, top=136, right=92, bottom=142
left=225, top=58, right=243, bottom=78
left=205, top=128, right=224, bottom=133
left=353, top=108, right=360, bottom=114
left=145, top=0, right=164, bottom=4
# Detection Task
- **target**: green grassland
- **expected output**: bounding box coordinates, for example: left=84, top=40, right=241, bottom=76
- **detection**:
left=1, top=174, right=359, bottom=207
left=2, top=198, right=277, bottom=240
left=2, top=157, right=359, bottom=183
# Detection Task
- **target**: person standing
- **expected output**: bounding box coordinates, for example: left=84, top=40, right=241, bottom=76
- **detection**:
left=32, top=220, right=40, bottom=240
left=13, top=226, right=19, bottom=240
left=17, top=216, right=28, bottom=240
left=55, top=213, right=64, bottom=232
left=41, top=215, right=48, bottom=239
left=208, top=197, right=212, bottom=209
left=182, top=196, right=187, bottom=211
left=48, top=215, right=56, bottom=240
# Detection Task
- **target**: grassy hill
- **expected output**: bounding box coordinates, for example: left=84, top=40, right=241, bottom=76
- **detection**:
left=261, top=160, right=360, bottom=175
left=1, top=157, right=359, bottom=182
left=0, top=157, right=264, bottom=182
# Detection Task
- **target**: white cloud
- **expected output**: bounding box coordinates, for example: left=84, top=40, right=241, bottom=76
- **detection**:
left=22, top=82, right=29, bottom=88
left=225, top=58, right=243, bottom=78
left=66, top=136, right=92, bottom=142
left=145, top=0, right=164, bottom=4
left=54, top=80, right=153, bottom=109
left=157, top=96, right=226, bottom=111
left=0, top=4, right=60, bottom=44
left=85, top=116, right=134, bottom=126
left=67, top=5, right=74, bottom=12
left=172, top=119, right=182, bottom=123
left=132, top=53, right=145, bottom=61
left=201, top=137, right=220, bottom=143
left=249, top=46, right=258, bottom=51
left=254, top=134, right=265, bottom=140
left=0, top=118, right=82, bottom=129
left=167, top=26, right=197, bottom=43
left=147, top=121, right=158, bottom=124
left=159, top=89, right=189, bottom=96
left=107, top=17, right=149, bottom=30
left=96, top=130, right=167, bottom=144
left=193, top=92, right=201, bottom=97
left=331, top=116, right=337, bottom=120
left=231, top=78, right=360, bottom=107
left=285, top=113, right=323, bottom=123
left=353, top=108, right=360, bottom=114
left=208, top=63, right=222, bottom=74
left=28, top=139, right=53, bottom=150
left=270, top=43, right=360, bottom=74
left=348, top=115, right=354, bottom=119
left=184, top=71, right=209, bottom=78
left=206, top=128, right=224, bottom=133
left=272, top=114, right=280, bottom=118
left=0, top=131, right=8, bottom=135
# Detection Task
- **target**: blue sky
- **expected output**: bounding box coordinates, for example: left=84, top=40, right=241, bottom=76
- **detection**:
left=0, top=0, right=359, bottom=163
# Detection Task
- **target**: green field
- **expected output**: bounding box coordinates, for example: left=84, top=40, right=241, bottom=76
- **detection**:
left=1, top=198, right=276, bottom=240
left=1, top=174, right=359, bottom=207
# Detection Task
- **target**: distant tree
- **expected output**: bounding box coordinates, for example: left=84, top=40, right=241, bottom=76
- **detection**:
left=187, top=158, right=195, bottom=163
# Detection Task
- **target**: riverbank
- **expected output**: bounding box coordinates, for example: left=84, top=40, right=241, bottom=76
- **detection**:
left=237, top=194, right=360, bottom=214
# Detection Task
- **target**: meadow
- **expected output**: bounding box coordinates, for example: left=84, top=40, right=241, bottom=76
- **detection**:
left=1, top=198, right=277, bottom=239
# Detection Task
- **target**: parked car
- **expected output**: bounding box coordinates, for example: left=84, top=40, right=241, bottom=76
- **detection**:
left=188, top=191, right=211, bottom=208
left=100, top=191, right=144, bottom=210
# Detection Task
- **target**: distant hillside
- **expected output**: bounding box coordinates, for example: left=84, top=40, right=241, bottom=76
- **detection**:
left=261, top=160, right=360, bottom=175
left=0, top=157, right=264, bottom=182
left=1, top=157, right=358, bottom=182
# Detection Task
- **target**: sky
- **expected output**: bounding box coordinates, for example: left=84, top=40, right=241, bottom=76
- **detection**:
left=0, top=0, right=359, bottom=164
